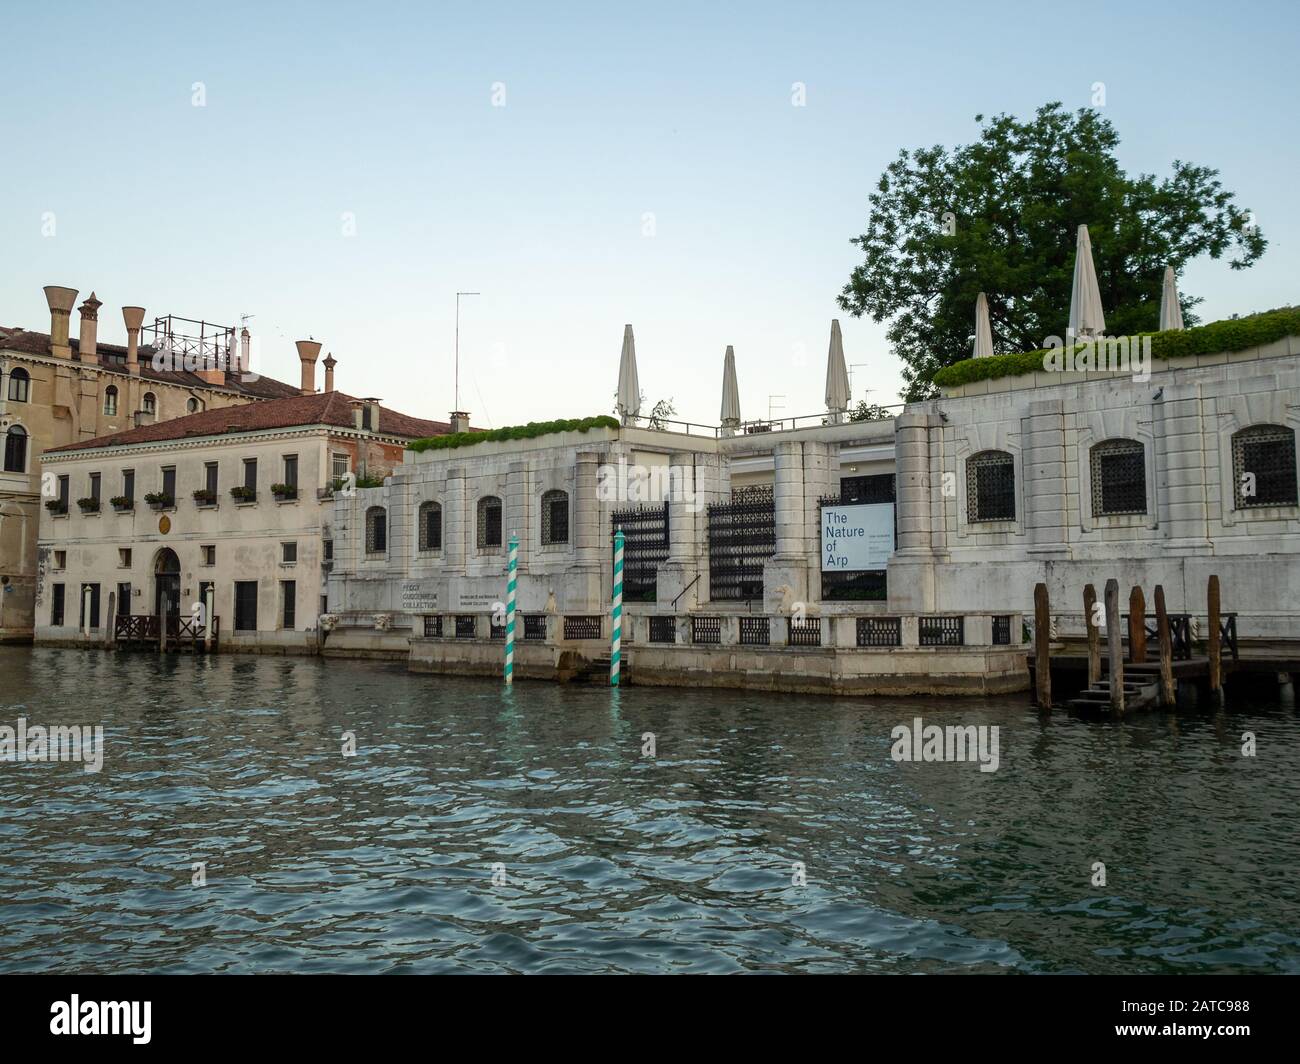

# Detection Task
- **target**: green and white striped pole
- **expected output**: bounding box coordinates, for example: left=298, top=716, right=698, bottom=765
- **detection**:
left=504, top=533, right=518, bottom=685
left=611, top=528, right=624, bottom=686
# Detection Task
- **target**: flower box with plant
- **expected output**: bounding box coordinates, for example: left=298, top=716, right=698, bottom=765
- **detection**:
left=144, top=491, right=174, bottom=510
left=76, top=497, right=100, bottom=513
left=192, top=488, right=217, bottom=506
left=111, top=496, right=133, bottom=512
left=45, top=500, right=68, bottom=514
left=230, top=485, right=257, bottom=502
left=271, top=483, right=298, bottom=501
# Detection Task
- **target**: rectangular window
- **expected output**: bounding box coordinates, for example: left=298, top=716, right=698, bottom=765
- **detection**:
left=161, top=466, right=176, bottom=499
left=205, top=462, right=218, bottom=496
left=281, top=580, right=296, bottom=629
left=51, top=584, right=65, bottom=627
left=122, top=469, right=135, bottom=503
left=118, top=548, right=131, bottom=567
left=243, top=458, right=257, bottom=491
left=57, top=475, right=69, bottom=507
left=331, top=452, right=349, bottom=482
left=324, top=540, right=334, bottom=562
left=282, top=541, right=297, bottom=564
left=234, top=581, right=258, bottom=631
left=89, top=472, right=101, bottom=504
left=53, top=550, right=66, bottom=570
left=283, top=454, right=298, bottom=488
left=117, top=583, right=131, bottom=616
left=80, top=583, right=101, bottom=630
left=201, top=545, right=216, bottom=566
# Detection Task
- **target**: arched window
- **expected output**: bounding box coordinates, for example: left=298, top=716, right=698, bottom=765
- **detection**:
left=142, top=392, right=157, bottom=415
left=418, top=501, right=442, bottom=551
left=541, top=489, right=570, bottom=544
left=7, top=367, right=30, bottom=403
left=3, top=425, right=28, bottom=473
left=965, top=451, right=1015, bottom=522
left=365, top=506, right=387, bottom=554
left=1090, top=439, right=1146, bottom=516
left=187, top=397, right=201, bottom=413
left=477, top=495, right=502, bottom=549
left=1233, top=424, right=1298, bottom=508
left=103, top=385, right=118, bottom=416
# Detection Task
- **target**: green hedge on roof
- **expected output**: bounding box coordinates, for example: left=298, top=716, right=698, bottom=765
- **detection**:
left=931, top=305, right=1300, bottom=389
left=408, top=415, right=620, bottom=453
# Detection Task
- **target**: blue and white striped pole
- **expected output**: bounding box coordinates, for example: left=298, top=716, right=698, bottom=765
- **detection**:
left=504, top=533, right=518, bottom=685
left=611, top=529, right=624, bottom=686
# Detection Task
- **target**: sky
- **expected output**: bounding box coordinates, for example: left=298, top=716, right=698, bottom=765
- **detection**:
left=1, top=0, right=1297, bottom=429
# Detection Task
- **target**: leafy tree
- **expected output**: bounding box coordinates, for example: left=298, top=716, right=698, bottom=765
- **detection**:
left=847, top=400, right=893, bottom=422
left=838, top=103, right=1267, bottom=400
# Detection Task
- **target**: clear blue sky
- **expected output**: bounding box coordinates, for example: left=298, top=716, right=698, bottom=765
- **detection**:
left=2, top=0, right=1296, bottom=427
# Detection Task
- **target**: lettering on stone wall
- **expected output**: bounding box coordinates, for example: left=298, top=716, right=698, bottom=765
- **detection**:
left=400, top=581, right=438, bottom=611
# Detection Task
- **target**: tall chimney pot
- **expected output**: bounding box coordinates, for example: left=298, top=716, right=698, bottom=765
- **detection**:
left=296, top=339, right=322, bottom=394
left=450, top=411, right=470, bottom=433
left=77, top=292, right=102, bottom=365
left=239, top=326, right=251, bottom=376
left=44, top=285, right=79, bottom=357
left=323, top=352, right=337, bottom=392
left=122, top=306, right=145, bottom=376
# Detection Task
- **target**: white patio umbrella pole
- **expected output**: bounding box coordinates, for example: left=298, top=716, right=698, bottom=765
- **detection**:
left=1067, top=224, right=1106, bottom=339
left=610, top=529, right=624, bottom=687
left=720, top=345, right=741, bottom=435
left=1159, top=266, right=1185, bottom=331
left=616, top=324, right=641, bottom=427
left=974, top=292, right=994, bottom=358
left=504, top=533, right=518, bottom=685
left=825, top=320, right=850, bottom=423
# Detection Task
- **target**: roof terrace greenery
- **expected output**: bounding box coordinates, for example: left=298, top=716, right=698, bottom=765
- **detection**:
left=931, top=305, right=1300, bottom=389
left=408, top=416, right=621, bottom=453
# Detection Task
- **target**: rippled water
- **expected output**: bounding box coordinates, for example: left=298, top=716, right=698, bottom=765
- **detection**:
left=1, top=646, right=1297, bottom=973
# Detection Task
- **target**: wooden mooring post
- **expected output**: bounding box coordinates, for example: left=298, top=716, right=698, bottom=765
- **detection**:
left=1154, top=584, right=1175, bottom=709
left=1128, top=586, right=1147, bottom=663
left=1105, top=579, right=1124, bottom=713
left=1034, top=582, right=1052, bottom=710
left=1083, top=584, right=1101, bottom=686
left=1207, top=574, right=1224, bottom=707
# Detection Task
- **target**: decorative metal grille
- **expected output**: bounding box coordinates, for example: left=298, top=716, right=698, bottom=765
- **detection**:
left=418, top=501, right=442, bottom=551
left=787, top=616, right=821, bottom=646
left=919, top=616, right=965, bottom=646
left=611, top=502, right=669, bottom=602
left=966, top=451, right=1015, bottom=522
left=489, top=620, right=506, bottom=640
left=1090, top=440, right=1146, bottom=516
left=564, top=615, right=602, bottom=640
left=423, top=615, right=443, bottom=638
left=739, top=616, right=770, bottom=645
left=707, top=486, right=775, bottom=601
left=477, top=495, right=502, bottom=549
left=365, top=506, right=387, bottom=553
left=692, top=616, right=721, bottom=644
left=856, top=617, right=901, bottom=646
left=839, top=474, right=896, bottom=504
left=648, top=616, right=676, bottom=643
left=541, top=490, right=570, bottom=545
left=992, top=615, right=1012, bottom=645
left=819, top=489, right=893, bottom=601
left=524, top=615, right=547, bottom=640
left=455, top=615, right=477, bottom=638
left=1233, top=425, right=1298, bottom=508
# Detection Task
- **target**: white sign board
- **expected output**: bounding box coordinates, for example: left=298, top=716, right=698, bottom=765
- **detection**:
left=822, top=503, right=894, bottom=571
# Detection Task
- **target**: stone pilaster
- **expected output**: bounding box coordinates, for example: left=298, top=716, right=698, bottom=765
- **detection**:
left=1023, top=399, right=1069, bottom=557
left=506, top=461, right=531, bottom=566
left=443, top=467, right=467, bottom=574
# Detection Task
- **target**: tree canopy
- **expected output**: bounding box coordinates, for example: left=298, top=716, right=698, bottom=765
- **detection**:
left=838, top=103, right=1267, bottom=400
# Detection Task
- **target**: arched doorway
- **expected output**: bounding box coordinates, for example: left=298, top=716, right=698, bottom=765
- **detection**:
left=153, top=548, right=181, bottom=622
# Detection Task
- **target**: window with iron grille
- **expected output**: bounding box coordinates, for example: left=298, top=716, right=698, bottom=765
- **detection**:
left=564, top=615, right=602, bottom=640
left=856, top=617, right=901, bottom=646
left=423, top=615, right=443, bottom=638
left=418, top=501, right=442, bottom=551
left=490, top=620, right=506, bottom=640
left=692, top=616, right=721, bottom=644
left=739, top=616, right=770, bottom=645
left=839, top=474, right=896, bottom=504
left=524, top=615, right=548, bottom=640
left=365, top=506, right=387, bottom=553
left=992, top=615, right=1012, bottom=645
left=477, top=496, right=502, bottom=549
left=541, top=490, right=570, bottom=545
left=455, top=615, right=477, bottom=638
left=707, top=486, right=775, bottom=601
left=648, top=616, right=676, bottom=643
left=787, top=616, right=821, bottom=646
left=919, top=616, right=964, bottom=646
left=966, top=450, right=1015, bottom=522
left=611, top=503, right=669, bottom=602
left=1233, top=425, right=1298, bottom=508
left=1090, top=440, right=1146, bottom=516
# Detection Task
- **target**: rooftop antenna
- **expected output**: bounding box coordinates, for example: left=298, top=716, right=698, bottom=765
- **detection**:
left=849, top=363, right=869, bottom=394
left=455, top=292, right=480, bottom=411
left=768, top=394, right=786, bottom=421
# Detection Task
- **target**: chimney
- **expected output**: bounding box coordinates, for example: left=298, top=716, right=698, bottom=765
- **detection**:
left=196, top=333, right=226, bottom=386
left=323, top=352, right=337, bottom=392
left=43, top=285, right=79, bottom=358
left=350, top=399, right=364, bottom=430
left=450, top=410, right=470, bottom=433
left=77, top=292, right=102, bottom=365
left=296, top=339, right=322, bottom=394
left=240, top=326, right=251, bottom=375
left=122, top=306, right=145, bottom=375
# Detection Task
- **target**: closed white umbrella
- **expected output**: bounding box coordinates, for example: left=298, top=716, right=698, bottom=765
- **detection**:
left=616, top=323, right=641, bottom=425
left=1159, top=266, right=1184, bottom=331
left=720, top=345, right=741, bottom=433
left=824, top=319, right=851, bottom=422
left=974, top=292, right=994, bottom=358
left=1067, top=224, right=1106, bottom=338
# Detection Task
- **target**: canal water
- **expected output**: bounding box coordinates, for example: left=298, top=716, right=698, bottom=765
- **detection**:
left=1, top=646, right=1297, bottom=974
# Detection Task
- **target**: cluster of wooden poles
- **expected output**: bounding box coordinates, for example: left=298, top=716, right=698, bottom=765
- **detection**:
left=1033, top=574, right=1226, bottom=713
